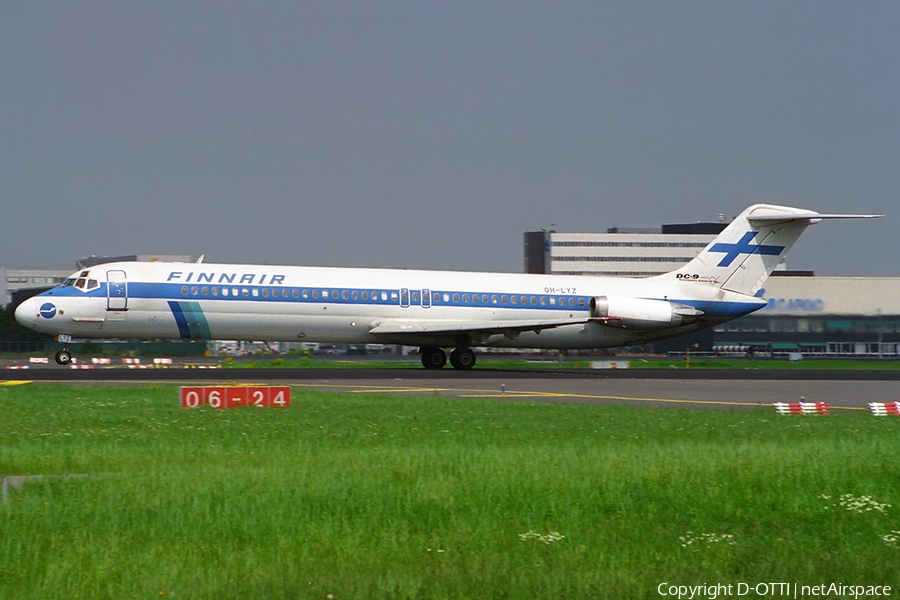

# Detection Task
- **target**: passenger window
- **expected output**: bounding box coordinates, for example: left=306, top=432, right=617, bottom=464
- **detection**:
left=578, top=298, right=585, bottom=307
left=568, top=298, right=575, bottom=307
left=491, top=295, right=498, bottom=304
left=292, top=289, right=299, bottom=298
left=212, top=287, right=219, bottom=296
left=482, top=295, right=489, bottom=303
left=312, top=290, right=320, bottom=299
left=381, top=291, right=388, bottom=301
left=511, top=296, right=517, bottom=305
left=242, top=289, right=249, bottom=297
left=540, top=297, right=547, bottom=306
left=323, top=290, right=329, bottom=299
left=302, top=289, right=309, bottom=299
left=352, top=291, right=359, bottom=300
left=550, top=298, right=556, bottom=305
left=282, top=289, right=289, bottom=298
left=411, top=291, right=419, bottom=302
left=202, top=286, right=209, bottom=295
left=462, top=294, right=469, bottom=303
left=262, top=288, right=269, bottom=297
left=182, top=286, right=188, bottom=295
left=501, top=295, right=508, bottom=304
left=391, top=291, right=398, bottom=300
left=530, top=296, right=536, bottom=305
left=342, top=290, right=349, bottom=300
left=222, top=288, right=229, bottom=297
left=232, top=288, right=238, bottom=296
left=252, top=289, right=259, bottom=297
left=362, top=291, right=369, bottom=300
left=443, top=293, right=450, bottom=302
left=452, top=294, right=459, bottom=302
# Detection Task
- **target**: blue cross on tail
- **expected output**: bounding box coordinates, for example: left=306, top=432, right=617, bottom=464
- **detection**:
left=709, top=232, right=785, bottom=267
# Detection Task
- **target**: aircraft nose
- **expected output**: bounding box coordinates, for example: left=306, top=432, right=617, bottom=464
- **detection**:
left=15, top=298, right=37, bottom=329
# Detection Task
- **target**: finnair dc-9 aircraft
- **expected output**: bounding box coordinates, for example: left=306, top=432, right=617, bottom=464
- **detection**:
left=16, top=204, right=880, bottom=369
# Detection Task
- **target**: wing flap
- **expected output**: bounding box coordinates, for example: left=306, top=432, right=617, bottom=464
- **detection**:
left=368, top=318, right=589, bottom=337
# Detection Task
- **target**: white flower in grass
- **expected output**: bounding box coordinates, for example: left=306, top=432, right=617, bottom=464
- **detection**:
left=823, top=494, right=891, bottom=514
left=679, top=531, right=736, bottom=548
left=519, top=530, right=565, bottom=544
left=881, top=531, right=900, bottom=548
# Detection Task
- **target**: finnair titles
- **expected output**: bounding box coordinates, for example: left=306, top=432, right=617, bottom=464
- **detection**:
left=15, top=204, right=881, bottom=369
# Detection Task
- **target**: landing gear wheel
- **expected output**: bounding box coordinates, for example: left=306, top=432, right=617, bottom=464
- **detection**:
left=449, top=348, right=476, bottom=370
left=420, top=347, right=447, bottom=369
left=55, top=350, right=72, bottom=366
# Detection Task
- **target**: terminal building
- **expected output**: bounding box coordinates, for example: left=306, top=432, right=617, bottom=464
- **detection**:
left=525, top=221, right=900, bottom=358
left=524, top=221, right=728, bottom=277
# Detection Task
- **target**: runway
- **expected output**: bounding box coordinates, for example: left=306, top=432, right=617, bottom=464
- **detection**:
left=3, top=366, right=897, bottom=411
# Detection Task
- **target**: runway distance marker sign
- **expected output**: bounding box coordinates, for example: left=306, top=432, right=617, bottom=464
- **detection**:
left=180, top=386, right=291, bottom=409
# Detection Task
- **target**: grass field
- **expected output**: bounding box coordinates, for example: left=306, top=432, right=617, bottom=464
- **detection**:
left=2, top=384, right=899, bottom=599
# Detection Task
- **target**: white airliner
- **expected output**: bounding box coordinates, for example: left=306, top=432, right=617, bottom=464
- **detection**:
left=15, top=204, right=880, bottom=368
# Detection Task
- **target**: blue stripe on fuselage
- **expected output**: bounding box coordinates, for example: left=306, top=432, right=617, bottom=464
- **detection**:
left=37, top=281, right=764, bottom=320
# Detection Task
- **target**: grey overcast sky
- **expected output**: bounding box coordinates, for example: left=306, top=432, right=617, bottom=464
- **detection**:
left=1, top=1, right=897, bottom=275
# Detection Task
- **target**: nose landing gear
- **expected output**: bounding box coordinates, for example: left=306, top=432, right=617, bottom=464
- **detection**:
left=54, top=334, right=73, bottom=365
left=55, top=349, right=72, bottom=366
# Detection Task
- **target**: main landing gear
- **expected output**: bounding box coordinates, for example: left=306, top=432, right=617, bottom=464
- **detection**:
left=420, top=347, right=476, bottom=370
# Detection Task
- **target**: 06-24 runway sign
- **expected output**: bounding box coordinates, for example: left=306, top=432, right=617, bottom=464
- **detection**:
left=180, top=386, right=291, bottom=409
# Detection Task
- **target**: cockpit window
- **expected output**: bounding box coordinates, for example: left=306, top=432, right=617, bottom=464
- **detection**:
left=64, top=272, right=100, bottom=292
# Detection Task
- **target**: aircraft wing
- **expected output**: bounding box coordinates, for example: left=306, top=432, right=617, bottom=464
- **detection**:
left=368, top=317, right=590, bottom=339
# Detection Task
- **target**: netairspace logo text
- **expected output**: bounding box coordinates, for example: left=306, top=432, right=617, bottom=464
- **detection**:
left=657, top=582, right=892, bottom=599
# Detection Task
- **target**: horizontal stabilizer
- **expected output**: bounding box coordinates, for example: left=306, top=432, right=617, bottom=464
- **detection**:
left=748, top=212, right=883, bottom=223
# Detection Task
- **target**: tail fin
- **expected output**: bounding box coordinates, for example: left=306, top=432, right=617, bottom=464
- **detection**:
left=656, top=204, right=881, bottom=296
